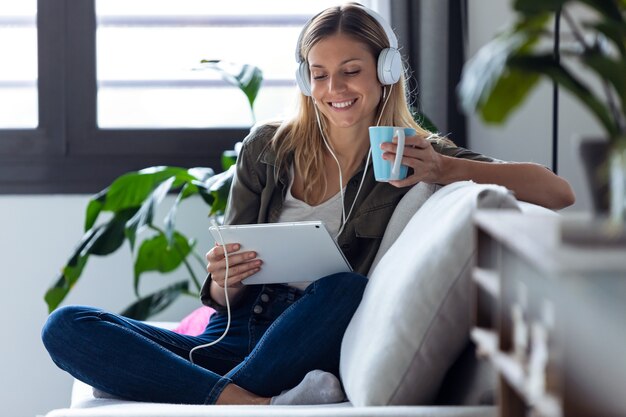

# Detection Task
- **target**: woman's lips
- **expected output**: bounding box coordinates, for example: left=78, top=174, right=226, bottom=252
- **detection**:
left=330, top=99, right=356, bottom=109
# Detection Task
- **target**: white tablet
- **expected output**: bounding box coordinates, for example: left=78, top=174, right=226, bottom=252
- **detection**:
left=208, top=221, right=352, bottom=285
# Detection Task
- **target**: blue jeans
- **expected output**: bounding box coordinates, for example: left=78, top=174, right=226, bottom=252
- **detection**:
left=41, top=272, right=367, bottom=404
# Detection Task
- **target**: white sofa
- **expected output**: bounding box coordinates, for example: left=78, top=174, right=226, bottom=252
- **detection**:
left=45, top=181, right=554, bottom=417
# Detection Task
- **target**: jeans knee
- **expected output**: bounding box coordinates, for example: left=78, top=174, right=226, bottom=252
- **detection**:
left=314, top=272, right=367, bottom=306
left=41, top=305, right=95, bottom=355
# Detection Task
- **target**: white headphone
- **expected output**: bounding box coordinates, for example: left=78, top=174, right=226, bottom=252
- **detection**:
left=295, top=5, right=402, bottom=96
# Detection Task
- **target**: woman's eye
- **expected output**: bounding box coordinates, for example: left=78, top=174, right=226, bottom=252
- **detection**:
left=312, top=74, right=327, bottom=80
left=345, top=70, right=360, bottom=76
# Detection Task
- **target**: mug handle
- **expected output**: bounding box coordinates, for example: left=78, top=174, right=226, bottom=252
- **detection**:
left=391, top=128, right=405, bottom=178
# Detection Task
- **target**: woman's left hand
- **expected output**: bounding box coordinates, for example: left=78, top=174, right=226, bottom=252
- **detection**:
left=380, top=133, right=445, bottom=187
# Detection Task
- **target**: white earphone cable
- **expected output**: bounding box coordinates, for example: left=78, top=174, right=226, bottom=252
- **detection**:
left=189, top=219, right=231, bottom=364
left=336, top=84, right=393, bottom=237
left=314, top=105, right=348, bottom=227
left=314, top=84, right=394, bottom=239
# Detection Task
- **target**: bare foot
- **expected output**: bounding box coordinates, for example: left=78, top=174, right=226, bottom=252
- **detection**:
left=215, top=383, right=271, bottom=405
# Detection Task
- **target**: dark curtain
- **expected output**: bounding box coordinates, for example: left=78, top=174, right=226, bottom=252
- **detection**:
left=391, top=0, right=468, bottom=147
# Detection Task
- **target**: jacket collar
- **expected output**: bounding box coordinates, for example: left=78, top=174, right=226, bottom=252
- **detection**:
left=257, top=140, right=291, bottom=187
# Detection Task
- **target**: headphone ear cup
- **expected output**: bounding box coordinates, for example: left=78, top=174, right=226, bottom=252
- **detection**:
left=295, top=62, right=312, bottom=96
left=377, top=48, right=402, bottom=85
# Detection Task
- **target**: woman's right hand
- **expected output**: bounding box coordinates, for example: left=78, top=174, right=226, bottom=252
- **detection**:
left=206, top=243, right=262, bottom=288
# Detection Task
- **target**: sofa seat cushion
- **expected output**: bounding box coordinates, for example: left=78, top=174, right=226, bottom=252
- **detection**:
left=340, top=181, right=519, bottom=406
left=45, top=379, right=495, bottom=417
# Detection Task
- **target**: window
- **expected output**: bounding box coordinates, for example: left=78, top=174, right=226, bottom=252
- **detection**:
left=0, top=1, right=37, bottom=128
left=0, top=0, right=379, bottom=193
left=95, top=0, right=340, bottom=128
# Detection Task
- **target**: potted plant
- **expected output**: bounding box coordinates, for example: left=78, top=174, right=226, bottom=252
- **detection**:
left=458, top=0, right=626, bottom=223
left=44, top=61, right=263, bottom=320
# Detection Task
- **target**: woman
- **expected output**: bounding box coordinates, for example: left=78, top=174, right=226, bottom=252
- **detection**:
left=42, top=3, right=574, bottom=407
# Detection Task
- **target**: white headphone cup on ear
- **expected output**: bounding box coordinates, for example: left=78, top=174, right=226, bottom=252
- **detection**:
left=377, top=47, right=402, bottom=85
left=295, top=62, right=312, bottom=96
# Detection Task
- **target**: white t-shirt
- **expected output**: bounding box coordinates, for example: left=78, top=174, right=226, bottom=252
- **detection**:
left=277, top=166, right=344, bottom=289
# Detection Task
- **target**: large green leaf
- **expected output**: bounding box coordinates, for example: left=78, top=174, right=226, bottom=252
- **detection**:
left=589, top=20, right=626, bottom=56
left=84, top=188, right=107, bottom=231
left=187, top=167, right=215, bottom=185
left=170, top=167, right=216, bottom=211
left=164, top=183, right=197, bottom=245
left=578, top=0, right=625, bottom=22
left=103, top=167, right=194, bottom=212
left=44, top=208, right=138, bottom=312
left=581, top=51, right=626, bottom=114
left=510, top=54, right=618, bottom=135
left=192, top=166, right=235, bottom=216
left=514, top=0, right=567, bottom=15
left=458, top=12, right=549, bottom=115
left=133, top=231, right=195, bottom=296
left=458, top=29, right=535, bottom=114
left=480, top=68, right=541, bottom=123
left=221, top=150, right=238, bottom=170
left=195, top=184, right=216, bottom=207
left=45, top=157, right=236, bottom=315
left=90, top=209, right=138, bottom=256
left=45, top=248, right=90, bottom=313
left=199, top=60, right=263, bottom=120
left=119, top=280, right=189, bottom=320
left=207, top=166, right=235, bottom=216
left=125, top=176, right=176, bottom=250
left=515, top=0, right=626, bottom=20
left=187, top=167, right=218, bottom=206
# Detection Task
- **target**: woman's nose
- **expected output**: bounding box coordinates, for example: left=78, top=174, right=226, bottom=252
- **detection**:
left=328, top=75, right=347, bottom=93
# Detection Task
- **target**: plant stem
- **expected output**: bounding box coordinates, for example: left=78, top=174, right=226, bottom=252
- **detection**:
left=180, top=289, right=200, bottom=298
left=179, top=253, right=202, bottom=293
left=602, top=79, right=625, bottom=136
left=250, top=105, right=256, bottom=125
left=192, top=250, right=208, bottom=270
left=148, top=224, right=202, bottom=293
left=561, top=8, right=624, bottom=136
left=562, top=8, right=592, bottom=51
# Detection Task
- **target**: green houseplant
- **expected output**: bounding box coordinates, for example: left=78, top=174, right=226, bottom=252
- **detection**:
left=458, top=0, right=626, bottom=222
left=44, top=61, right=263, bottom=320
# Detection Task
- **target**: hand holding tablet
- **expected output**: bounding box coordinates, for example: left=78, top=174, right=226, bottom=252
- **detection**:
left=205, top=242, right=262, bottom=288
left=208, top=221, right=352, bottom=285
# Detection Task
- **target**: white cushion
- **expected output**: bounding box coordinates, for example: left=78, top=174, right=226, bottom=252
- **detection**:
left=340, top=181, right=519, bottom=406
left=368, top=182, right=441, bottom=276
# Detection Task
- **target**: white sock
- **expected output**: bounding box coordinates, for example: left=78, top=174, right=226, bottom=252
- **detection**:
left=270, top=370, right=346, bottom=405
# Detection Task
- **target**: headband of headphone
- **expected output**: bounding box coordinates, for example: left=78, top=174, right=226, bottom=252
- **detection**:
left=294, top=5, right=402, bottom=96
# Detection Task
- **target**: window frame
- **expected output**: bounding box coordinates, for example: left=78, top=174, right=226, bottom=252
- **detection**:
left=0, top=0, right=251, bottom=194
left=0, top=0, right=384, bottom=194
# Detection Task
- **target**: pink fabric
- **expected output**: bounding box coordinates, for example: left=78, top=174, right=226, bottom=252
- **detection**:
left=172, top=306, right=215, bottom=336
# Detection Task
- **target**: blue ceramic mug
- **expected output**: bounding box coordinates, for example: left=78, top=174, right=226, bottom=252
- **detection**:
left=369, top=126, right=416, bottom=182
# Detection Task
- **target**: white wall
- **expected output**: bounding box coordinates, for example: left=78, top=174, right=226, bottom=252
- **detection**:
left=467, top=2, right=602, bottom=213
left=0, top=195, right=212, bottom=417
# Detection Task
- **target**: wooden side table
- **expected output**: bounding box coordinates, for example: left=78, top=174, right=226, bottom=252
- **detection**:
left=472, top=211, right=626, bottom=417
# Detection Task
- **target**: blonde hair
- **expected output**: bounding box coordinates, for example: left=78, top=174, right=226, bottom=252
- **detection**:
left=271, top=3, right=448, bottom=204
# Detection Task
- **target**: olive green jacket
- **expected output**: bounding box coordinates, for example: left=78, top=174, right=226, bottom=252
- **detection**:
left=200, top=124, right=494, bottom=309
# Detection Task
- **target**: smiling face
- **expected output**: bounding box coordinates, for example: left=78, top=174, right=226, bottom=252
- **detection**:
left=307, top=33, right=382, bottom=134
